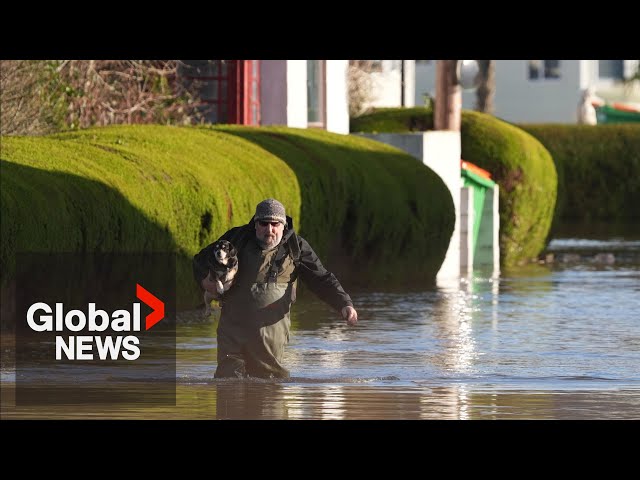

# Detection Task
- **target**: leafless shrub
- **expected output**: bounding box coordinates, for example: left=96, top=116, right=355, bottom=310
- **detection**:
left=0, top=60, right=65, bottom=136
left=348, top=60, right=377, bottom=117
left=60, top=60, right=205, bottom=129
left=1, top=60, right=207, bottom=136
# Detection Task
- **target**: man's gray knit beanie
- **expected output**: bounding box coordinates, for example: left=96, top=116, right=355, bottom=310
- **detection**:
left=254, top=198, right=287, bottom=225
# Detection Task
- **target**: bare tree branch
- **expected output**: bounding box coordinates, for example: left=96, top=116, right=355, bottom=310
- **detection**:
left=1, top=60, right=207, bottom=136
left=348, top=60, right=376, bottom=117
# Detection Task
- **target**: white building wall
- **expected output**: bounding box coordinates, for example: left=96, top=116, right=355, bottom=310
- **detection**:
left=492, top=60, right=582, bottom=123
left=370, top=68, right=402, bottom=107
left=580, top=59, right=598, bottom=90
left=415, top=60, right=590, bottom=124
left=286, top=60, right=308, bottom=128
left=364, top=60, right=416, bottom=110
left=325, top=60, right=350, bottom=134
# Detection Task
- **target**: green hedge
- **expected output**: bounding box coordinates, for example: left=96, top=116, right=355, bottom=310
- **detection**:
left=1, top=124, right=455, bottom=316
left=351, top=107, right=558, bottom=266
left=517, top=124, right=640, bottom=229
left=211, top=126, right=455, bottom=285
left=350, top=107, right=435, bottom=133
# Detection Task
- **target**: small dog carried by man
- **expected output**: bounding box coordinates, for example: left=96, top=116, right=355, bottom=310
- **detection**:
left=203, top=239, right=238, bottom=317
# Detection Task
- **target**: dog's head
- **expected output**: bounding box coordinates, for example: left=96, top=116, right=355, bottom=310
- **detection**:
left=213, top=239, right=238, bottom=265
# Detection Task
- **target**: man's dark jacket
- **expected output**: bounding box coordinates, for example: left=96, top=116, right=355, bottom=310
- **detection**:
left=193, top=215, right=353, bottom=319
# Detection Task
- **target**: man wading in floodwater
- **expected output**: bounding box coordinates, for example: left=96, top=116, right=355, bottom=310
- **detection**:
left=193, top=198, right=358, bottom=379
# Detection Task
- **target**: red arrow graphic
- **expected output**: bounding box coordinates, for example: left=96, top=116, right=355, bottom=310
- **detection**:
left=136, top=283, right=165, bottom=330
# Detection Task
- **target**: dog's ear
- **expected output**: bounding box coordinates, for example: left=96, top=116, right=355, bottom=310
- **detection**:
left=229, top=244, right=238, bottom=257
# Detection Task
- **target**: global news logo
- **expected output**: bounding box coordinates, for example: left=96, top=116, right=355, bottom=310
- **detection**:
left=25, top=284, right=164, bottom=361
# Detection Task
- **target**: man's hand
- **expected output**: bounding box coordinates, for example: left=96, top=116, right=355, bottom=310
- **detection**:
left=201, top=275, right=221, bottom=298
left=341, top=306, right=358, bottom=326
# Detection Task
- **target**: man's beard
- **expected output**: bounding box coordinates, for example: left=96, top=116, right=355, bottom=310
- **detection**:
left=258, top=235, right=280, bottom=250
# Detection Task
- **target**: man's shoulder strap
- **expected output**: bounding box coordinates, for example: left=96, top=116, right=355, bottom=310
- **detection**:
left=287, top=231, right=301, bottom=266
left=267, top=230, right=301, bottom=283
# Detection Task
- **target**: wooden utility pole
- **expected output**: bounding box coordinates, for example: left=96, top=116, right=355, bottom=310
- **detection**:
left=434, top=60, right=461, bottom=131
left=475, top=60, right=495, bottom=114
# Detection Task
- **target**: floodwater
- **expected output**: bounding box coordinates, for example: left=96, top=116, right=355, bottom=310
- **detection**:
left=2, top=233, right=639, bottom=420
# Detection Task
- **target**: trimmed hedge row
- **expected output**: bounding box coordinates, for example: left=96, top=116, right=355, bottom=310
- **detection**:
left=1, top=125, right=302, bottom=311
left=211, top=125, right=455, bottom=285
left=1, top=124, right=455, bottom=312
left=516, top=124, right=640, bottom=228
left=351, top=107, right=557, bottom=266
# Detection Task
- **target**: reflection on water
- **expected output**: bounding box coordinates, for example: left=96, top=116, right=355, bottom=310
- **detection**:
left=3, top=381, right=639, bottom=420
left=2, top=236, right=640, bottom=420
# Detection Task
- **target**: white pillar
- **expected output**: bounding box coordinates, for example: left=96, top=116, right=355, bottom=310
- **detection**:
left=422, top=131, right=461, bottom=281
left=325, top=60, right=350, bottom=134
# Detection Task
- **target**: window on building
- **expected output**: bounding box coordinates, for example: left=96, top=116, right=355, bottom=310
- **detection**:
left=544, top=60, right=561, bottom=79
left=529, top=60, right=561, bottom=80
left=599, top=60, right=624, bottom=80
left=177, top=60, right=260, bottom=125
left=307, top=60, right=325, bottom=127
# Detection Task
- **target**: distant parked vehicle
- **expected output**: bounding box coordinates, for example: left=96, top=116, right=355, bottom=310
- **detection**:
left=595, top=102, right=640, bottom=124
